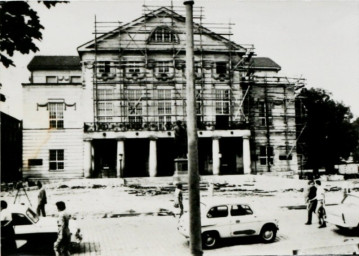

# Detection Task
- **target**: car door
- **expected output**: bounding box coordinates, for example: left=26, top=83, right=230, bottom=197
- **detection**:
left=204, top=205, right=231, bottom=237
left=229, top=204, right=257, bottom=237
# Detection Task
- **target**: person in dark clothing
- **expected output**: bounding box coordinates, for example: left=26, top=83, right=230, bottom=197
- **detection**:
left=36, top=181, right=47, bottom=217
left=174, top=120, right=187, bottom=158
left=1, top=200, right=17, bottom=255
left=305, top=180, right=317, bottom=225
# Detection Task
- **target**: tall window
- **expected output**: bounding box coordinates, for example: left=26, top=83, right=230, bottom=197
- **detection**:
left=97, top=89, right=114, bottom=122
left=49, top=149, right=64, bottom=171
left=49, top=103, right=64, bottom=128
left=150, top=27, right=178, bottom=43
left=158, top=89, right=172, bottom=124
left=196, top=89, right=202, bottom=115
left=127, top=89, right=143, bottom=123
left=259, top=146, right=274, bottom=166
left=258, top=101, right=273, bottom=126
left=215, top=89, right=230, bottom=115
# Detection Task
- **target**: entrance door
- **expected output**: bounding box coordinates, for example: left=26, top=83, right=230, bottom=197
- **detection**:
left=124, top=139, right=149, bottom=177
left=93, top=139, right=117, bottom=178
left=220, top=138, right=243, bottom=174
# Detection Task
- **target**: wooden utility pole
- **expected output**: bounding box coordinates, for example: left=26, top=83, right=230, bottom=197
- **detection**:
left=184, top=1, right=203, bottom=256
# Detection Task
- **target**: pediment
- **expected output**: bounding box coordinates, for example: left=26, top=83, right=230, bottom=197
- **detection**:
left=77, top=7, right=246, bottom=53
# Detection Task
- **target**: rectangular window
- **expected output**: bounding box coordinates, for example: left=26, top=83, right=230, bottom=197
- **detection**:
left=70, top=76, right=81, bottom=83
left=158, top=89, right=172, bottom=124
left=259, top=146, right=274, bottom=166
left=258, top=102, right=273, bottom=126
left=157, top=61, right=170, bottom=73
left=127, top=89, right=143, bottom=124
left=216, top=62, right=227, bottom=74
left=46, top=76, right=57, bottom=83
left=28, top=159, right=43, bottom=166
left=196, top=89, right=202, bottom=115
left=97, top=89, right=114, bottom=122
left=127, top=62, right=141, bottom=73
left=49, top=149, right=64, bottom=171
left=215, top=89, right=230, bottom=115
left=98, top=61, right=111, bottom=73
left=49, top=103, right=64, bottom=129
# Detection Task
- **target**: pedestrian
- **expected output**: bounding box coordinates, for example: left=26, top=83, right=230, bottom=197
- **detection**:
left=305, top=180, right=317, bottom=225
left=54, top=201, right=71, bottom=256
left=174, top=183, right=184, bottom=218
left=37, top=181, right=47, bottom=217
left=315, top=180, right=326, bottom=228
left=1, top=200, right=17, bottom=255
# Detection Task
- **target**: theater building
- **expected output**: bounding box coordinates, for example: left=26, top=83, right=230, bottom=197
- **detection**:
left=22, top=6, right=303, bottom=179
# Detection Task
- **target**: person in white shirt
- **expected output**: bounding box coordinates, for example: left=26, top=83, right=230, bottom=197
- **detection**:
left=174, top=183, right=184, bottom=218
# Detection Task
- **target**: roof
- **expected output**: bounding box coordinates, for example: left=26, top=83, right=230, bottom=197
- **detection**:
left=250, top=57, right=281, bottom=71
left=27, top=56, right=81, bottom=71
left=77, top=7, right=247, bottom=53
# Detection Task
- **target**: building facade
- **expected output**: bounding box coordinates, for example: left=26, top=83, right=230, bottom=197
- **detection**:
left=22, top=7, right=303, bottom=179
left=1, top=112, right=22, bottom=182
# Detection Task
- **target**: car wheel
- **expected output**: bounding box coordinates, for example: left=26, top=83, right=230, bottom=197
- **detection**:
left=202, top=232, right=219, bottom=249
left=260, top=225, right=277, bottom=243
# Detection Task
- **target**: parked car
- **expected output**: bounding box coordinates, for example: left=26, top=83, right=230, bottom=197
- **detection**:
left=177, top=199, right=279, bottom=249
left=326, top=194, right=359, bottom=231
left=9, top=204, right=82, bottom=249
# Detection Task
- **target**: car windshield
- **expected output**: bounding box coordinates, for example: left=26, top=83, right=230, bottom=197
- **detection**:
left=342, top=195, right=359, bottom=206
left=26, top=208, right=39, bottom=223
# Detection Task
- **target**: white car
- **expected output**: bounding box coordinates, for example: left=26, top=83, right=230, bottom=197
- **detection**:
left=9, top=204, right=82, bottom=248
left=177, top=199, right=279, bottom=249
left=326, top=194, right=359, bottom=230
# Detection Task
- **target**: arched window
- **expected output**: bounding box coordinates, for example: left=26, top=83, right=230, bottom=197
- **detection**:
left=149, top=27, right=178, bottom=43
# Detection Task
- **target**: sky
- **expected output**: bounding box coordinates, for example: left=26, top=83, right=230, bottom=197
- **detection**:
left=1, top=0, right=359, bottom=120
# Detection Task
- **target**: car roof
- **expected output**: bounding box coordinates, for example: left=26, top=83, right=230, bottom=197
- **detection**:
left=200, top=198, right=250, bottom=208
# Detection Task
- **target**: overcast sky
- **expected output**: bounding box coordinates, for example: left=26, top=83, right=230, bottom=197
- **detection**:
left=1, top=0, right=359, bottom=120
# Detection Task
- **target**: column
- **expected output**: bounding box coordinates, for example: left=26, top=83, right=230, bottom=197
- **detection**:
left=212, top=137, right=221, bottom=175
left=116, top=138, right=125, bottom=178
left=243, top=135, right=251, bottom=174
left=149, top=137, right=157, bottom=177
left=83, top=139, right=92, bottom=178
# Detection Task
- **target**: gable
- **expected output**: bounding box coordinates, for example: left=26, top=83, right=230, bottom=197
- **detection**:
left=78, top=7, right=246, bottom=54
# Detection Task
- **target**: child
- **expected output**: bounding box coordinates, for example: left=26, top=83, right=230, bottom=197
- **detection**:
left=317, top=200, right=326, bottom=228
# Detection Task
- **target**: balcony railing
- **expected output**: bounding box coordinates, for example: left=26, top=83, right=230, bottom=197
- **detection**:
left=84, top=121, right=249, bottom=132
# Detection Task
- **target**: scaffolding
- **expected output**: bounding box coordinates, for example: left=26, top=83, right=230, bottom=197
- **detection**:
left=83, top=4, right=306, bottom=173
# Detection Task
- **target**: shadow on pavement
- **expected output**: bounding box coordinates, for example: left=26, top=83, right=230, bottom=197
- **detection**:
left=333, top=227, right=359, bottom=237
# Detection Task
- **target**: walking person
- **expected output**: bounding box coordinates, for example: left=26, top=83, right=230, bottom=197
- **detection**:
left=305, top=180, right=317, bottom=225
left=54, top=201, right=71, bottom=256
left=315, top=180, right=326, bottom=228
left=174, top=183, right=184, bottom=218
left=36, top=181, right=47, bottom=217
left=1, top=200, right=17, bottom=255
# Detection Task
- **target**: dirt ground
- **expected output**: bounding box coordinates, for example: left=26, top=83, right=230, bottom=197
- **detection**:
left=1, top=175, right=359, bottom=255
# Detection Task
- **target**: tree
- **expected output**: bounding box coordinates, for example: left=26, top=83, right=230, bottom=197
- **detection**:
left=352, top=117, right=359, bottom=162
left=297, top=88, right=358, bottom=175
left=0, top=1, right=66, bottom=68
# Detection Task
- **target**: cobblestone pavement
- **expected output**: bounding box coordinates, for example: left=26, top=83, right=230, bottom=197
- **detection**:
left=70, top=209, right=358, bottom=256
left=71, top=216, right=187, bottom=256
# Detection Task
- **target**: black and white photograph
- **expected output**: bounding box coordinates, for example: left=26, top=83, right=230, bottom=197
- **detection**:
left=1, top=0, right=359, bottom=255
